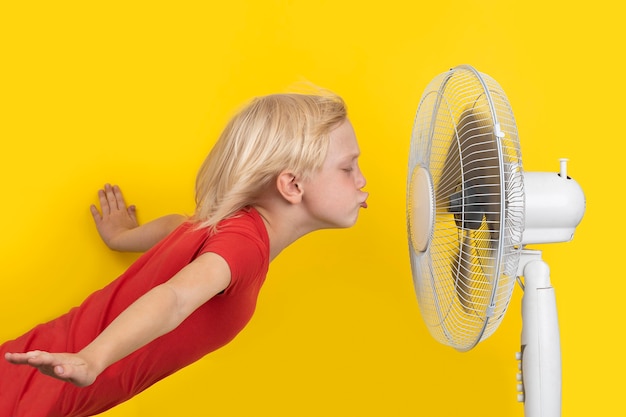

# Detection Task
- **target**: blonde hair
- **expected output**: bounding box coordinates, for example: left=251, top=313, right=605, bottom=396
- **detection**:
left=193, top=92, right=347, bottom=231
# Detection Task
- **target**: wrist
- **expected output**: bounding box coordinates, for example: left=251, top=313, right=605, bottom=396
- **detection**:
left=77, top=347, right=107, bottom=381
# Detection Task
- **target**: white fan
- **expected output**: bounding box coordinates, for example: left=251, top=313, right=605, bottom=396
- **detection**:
left=407, top=65, right=585, bottom=417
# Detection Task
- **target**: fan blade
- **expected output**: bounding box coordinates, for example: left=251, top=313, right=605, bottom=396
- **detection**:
left=443, top=107, right=501, bottom=231
left=453, top=233, right=474, bottom=312
left=444, top=105, right=502, bottom=315
left=454, top=229, right=498, bottom=315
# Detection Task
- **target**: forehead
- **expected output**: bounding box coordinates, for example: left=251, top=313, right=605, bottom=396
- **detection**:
left=327, top=119, right=360, bottom=161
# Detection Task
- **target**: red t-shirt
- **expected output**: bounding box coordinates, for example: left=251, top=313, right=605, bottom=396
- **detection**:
left=0, top=208, right=269, bottom=417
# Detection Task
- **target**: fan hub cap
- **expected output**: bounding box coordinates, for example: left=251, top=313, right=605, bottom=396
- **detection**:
left=408, top=165, right=434, bottom=253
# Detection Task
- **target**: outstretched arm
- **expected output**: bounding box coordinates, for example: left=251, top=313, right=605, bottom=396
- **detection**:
left=90, top=184, right=186, bottom=252
left=5, top=251, right=231, bottom=387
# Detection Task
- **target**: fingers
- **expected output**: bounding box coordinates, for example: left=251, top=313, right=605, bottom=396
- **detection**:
left=5, top=350, right=50, bottom=365
left=5, top=351, right=89, bottom=386
left=98, top=187, right=111, bottom=215
left=104, top=184, right=118, bottom=212
left=94, top=184, right=131, bottom=216
left=90, top=204, right=102, bottom=223
left=112, top=184, right=128, bottom=210
left=127, top=204, right=137, bottom=224
left=5, top=351, right=29, bottom=364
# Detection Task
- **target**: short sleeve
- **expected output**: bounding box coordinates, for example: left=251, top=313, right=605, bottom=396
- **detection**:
left=196, top=213, right=269, bottom=293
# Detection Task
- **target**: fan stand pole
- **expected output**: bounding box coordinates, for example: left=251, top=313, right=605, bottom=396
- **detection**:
left=518, top=250, right=562, bottom=417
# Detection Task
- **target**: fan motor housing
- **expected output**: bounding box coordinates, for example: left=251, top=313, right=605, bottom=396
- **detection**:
left=521, top=170, right=586, bottom=244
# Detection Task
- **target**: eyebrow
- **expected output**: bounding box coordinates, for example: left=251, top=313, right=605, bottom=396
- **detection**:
left=343, top=152, right=360, bottom=161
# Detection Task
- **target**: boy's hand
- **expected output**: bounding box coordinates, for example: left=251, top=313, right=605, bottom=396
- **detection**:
left=5, top=351, right=98, bottom=387
left=90, top=184, right=186, bottom=252
left=90, top=184, right=139, bottom=251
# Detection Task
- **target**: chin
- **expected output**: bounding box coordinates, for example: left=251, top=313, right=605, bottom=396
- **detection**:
left=318, top=209, right=362, bottom=230
left=339, top=213, right=360, bottom=229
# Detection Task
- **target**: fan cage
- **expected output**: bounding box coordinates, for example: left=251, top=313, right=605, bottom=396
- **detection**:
left=407, top=66, right=524, bottom=351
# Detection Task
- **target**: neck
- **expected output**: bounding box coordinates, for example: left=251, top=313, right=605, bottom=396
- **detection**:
left=253, top=205, right=314, bottom=262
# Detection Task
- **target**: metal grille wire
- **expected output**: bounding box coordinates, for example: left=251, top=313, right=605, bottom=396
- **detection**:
left=407, top=66, right=524, bottom=351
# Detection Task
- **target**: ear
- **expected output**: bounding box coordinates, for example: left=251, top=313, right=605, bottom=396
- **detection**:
left=276, top=171, right=303, bottom=204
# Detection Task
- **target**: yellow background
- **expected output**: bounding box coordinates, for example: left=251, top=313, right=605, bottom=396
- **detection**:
left=0, top=1, right=622, bottom=416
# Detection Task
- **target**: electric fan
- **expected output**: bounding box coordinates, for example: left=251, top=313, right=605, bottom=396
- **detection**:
left=407, top=65, right=585, bottom=417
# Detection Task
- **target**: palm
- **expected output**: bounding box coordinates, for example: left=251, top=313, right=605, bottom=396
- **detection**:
left=90, top=184, right=139, bottom=248
left=6, top=351, right=96, bottom=387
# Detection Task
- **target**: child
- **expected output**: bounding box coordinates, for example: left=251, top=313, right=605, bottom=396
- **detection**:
left=1, top=92, right=368, bottom=417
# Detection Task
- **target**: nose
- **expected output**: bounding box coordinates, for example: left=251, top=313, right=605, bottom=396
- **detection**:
left=356, top=166, right=367, bottom=189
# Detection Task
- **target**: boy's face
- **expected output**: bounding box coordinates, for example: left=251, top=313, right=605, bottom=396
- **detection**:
left=300, top=119, right=368, bottom=229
